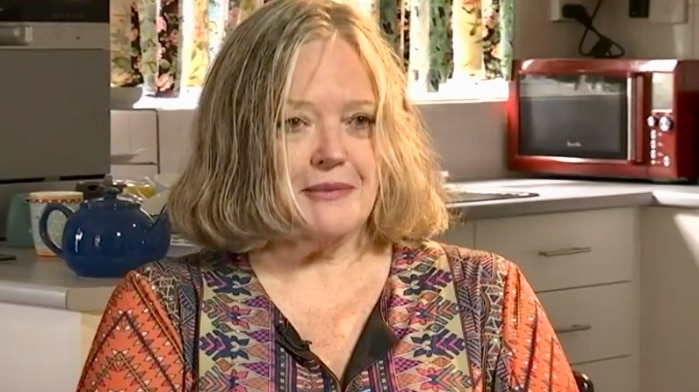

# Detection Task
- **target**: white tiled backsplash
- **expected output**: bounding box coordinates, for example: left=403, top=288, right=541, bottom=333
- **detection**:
left=417, top=101, right=508, bottom=180
left=109, top=110, right=160, bottom=179
left=110, top=101, right=510, bottom=181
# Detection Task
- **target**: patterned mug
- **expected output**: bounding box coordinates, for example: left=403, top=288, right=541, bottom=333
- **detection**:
left=28, top=191, right=84, bottom=257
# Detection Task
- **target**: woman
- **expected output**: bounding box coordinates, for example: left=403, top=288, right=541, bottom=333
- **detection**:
left=78, top=0, right=577, bottom=391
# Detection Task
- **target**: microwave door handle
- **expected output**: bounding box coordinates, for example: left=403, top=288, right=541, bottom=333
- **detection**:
left=626, top=76, right=643, bottom=162
left=626, top=77, right=635, bottom=161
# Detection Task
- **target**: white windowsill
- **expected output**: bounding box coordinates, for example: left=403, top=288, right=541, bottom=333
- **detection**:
left=120, top=79, right=508, bottom=111
left=409, top=78, right=508, bottom=104
left=130, top=88, right=203, bottom=111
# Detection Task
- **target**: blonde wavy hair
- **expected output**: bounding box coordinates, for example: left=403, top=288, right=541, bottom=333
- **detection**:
left=168, top=0, right=450, bottom=253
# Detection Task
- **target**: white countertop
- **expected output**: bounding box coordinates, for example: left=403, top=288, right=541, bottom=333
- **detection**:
left=447, top=178, right=663, bottom=219
left=0, top=244, right=198, bottom=312
left=3, top=178, right=699, bottom=312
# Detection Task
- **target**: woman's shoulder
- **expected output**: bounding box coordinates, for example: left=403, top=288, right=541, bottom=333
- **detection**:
left=134, top=250, right=221, bottom=284
left=124, top=250, right=231, bottom=312
left=413, top=239, right=516, bottom=286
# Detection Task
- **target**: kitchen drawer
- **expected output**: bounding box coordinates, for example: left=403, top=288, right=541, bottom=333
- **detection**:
left=436, top=221, right=475, bottom=248
left=475, top=208, right=637, bottom=291
left=574, top=356, right=638, bottom=392
left=538, top=283, right=638, bottom=365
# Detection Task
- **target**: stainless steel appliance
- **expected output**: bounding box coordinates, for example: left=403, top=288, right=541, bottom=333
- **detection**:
left=0, top=1, right=110, bottom=237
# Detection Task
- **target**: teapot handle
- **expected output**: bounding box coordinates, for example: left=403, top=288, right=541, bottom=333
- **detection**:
left=38, top=203, right=74, bottom=258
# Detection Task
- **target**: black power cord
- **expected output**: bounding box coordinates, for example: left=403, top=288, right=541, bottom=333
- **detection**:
left=562, top=0, right=626, bottom=58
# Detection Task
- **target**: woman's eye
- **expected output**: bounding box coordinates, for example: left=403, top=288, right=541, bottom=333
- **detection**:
left=349, top=114, right=375, bottom=130
left=284, top=117, right=306, bottom=132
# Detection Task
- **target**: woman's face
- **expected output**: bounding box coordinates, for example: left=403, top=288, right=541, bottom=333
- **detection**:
left=281, top=37, right=379, bottom=241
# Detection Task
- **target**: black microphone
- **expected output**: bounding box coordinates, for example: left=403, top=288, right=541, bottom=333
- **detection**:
left=276, top=321, right=314, bottom=363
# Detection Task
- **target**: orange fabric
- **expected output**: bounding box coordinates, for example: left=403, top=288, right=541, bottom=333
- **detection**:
left=501, top=261, right=578, bottom=391
left=77, top=272, right=188, bottom=391
left=76, top=248, right=579, bottom=391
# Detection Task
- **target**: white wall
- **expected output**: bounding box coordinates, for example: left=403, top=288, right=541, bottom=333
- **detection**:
left=594, top=0, right=699, bottom=58
left=414, top=101, right=508, bottom=180
left=515, top=0, right=699, bottom=59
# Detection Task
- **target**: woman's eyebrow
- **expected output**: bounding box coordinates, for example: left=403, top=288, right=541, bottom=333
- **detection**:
left=286, top=99, right=376, bottom=109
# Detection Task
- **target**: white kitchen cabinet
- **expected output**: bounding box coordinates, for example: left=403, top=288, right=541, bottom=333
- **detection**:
left=437, top=219, right=475, bottom=248
left=538, top=283, right=638, bottom=366
left=474, top=208, right=638, bottom=291
left=574, top=357, right=637, bottom=392
left=474, top=208, right=641, bottom=392
left=0, top=303, right=92, bottom=392
left=639, top=207, right=699, bottom=392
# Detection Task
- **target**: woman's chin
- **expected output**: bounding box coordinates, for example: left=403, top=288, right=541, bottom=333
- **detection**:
left=296, top=203, right=372, bottom=241
left=299, top=219, right=367, bottom=243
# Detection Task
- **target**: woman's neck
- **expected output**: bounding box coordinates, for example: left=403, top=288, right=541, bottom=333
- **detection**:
left=249, top=232, right=389, bottom=275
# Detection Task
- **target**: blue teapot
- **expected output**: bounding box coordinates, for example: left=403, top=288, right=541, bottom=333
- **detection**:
left=38, top=187, right=171, bottom=278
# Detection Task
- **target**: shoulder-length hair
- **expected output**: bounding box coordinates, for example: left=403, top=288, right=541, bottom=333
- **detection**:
left=167, top=0, right=450, bottom=253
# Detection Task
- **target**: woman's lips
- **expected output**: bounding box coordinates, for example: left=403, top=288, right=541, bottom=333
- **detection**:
left=302, top=182, right=355, bottom=201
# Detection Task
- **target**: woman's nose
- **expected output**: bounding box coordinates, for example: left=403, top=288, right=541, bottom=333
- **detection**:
left=310, top=124, right=346, bottom=170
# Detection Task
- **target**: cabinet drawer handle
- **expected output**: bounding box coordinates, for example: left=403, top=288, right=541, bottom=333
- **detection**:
left=538, top=246, right=592, bottom=257
left=555, top=324, right=592, bottom=334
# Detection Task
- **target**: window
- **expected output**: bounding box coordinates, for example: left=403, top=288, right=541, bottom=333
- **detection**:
left=110, top=0, right=513, bottom=108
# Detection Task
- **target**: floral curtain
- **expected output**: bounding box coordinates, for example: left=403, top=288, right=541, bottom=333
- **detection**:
left=109, top=0, right=513, bottom=97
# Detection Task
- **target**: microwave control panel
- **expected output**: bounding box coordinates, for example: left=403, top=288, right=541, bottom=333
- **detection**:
left=646, top=111, right=674, bottom=168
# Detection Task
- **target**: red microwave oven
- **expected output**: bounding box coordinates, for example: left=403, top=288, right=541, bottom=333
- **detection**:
left=507, top=59, right=699, bottom=182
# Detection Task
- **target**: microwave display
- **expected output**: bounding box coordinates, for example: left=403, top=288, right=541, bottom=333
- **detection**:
left=652, top=73, right=673, bottom=111
left=518, top=74, right=629, bottom=160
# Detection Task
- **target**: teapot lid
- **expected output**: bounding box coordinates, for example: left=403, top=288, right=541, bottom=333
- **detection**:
left=85, top=187, right=139, bottom=209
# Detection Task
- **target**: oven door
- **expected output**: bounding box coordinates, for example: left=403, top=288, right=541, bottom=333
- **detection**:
left=0, top=0, right=110, bottom=181
left=517, top=74, right=637, bottom=161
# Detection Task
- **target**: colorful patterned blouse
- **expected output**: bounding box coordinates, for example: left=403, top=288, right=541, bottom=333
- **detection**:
left=77, top=240, right=577, bottom=391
